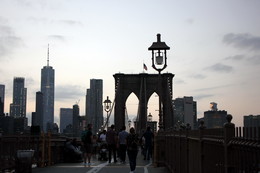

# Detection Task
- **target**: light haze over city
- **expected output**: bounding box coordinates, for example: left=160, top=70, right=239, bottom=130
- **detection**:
left=1, top=0, right=260, bottom=127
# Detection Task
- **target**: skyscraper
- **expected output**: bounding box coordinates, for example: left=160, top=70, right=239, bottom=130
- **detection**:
left=35, top=91, right=44, bottom=130
left=173, top=96, right=197, bottom=129
left=0, top=84, right=5, bottom=116
left=10, top=77, right=27, bottom=118
left=86, top=79, right=103, bottom=134
left=41, top=46, right=55, bottom=132
left=204, top=103, right=227, bottom=128
left=73, top=104, right=80, bottom=137
left=60, top=108, right=73, bottom=134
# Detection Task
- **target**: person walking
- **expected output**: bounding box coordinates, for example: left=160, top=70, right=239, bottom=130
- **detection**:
left=106, top=124, right=118, bottom=163
left=118, top=125, right=129, bottom=163
left=81, top=124, right=93, bottom=166
left=99, top=130, right=107, bottom=144
left=142, top=126, right=154, bottom=160
left=126, top=127, right=139, bottom=173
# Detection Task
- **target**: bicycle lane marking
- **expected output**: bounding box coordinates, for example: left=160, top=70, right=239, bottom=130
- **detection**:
left=86, top=162, right=109, bottom=173
left=144, top=162, right=152, bottom=173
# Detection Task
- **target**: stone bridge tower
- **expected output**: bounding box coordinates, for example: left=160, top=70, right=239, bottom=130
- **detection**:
left=113, top=73, right=174, bottom=133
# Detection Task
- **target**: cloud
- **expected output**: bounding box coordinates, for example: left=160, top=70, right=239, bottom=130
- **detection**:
left=223, top=33, right=260, bottom=51
left=0, top=24, right=23, bottom=59
left=55, top=85, right=84, bottom=101
left=48, top=35, right=66, bottom=41
left=224, top=54, right=260, bottom=65
left=185, top=18, right=194, bottom=24
left=224, top=54, right=245, bottom=61
left=174, top=78, right=185, bottom=84
left=25, top=77, right=36, bottom=86
left=189, top=74, right=206, bottom=79
left=28, top=17, right=48, bottom=24
left=28, top=17, right=82, bottom=27
left=58, top=20, right=83, bottom=26
left=247, top=55, right=260, bottom=65
left=205, top=63, right=233, bottom=73
left=193, top=84, right=234, bottom=92
left=194, top=94, right=214, bottom=100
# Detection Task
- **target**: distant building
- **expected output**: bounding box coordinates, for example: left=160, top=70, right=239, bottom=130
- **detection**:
left=86, top=79, right=103, bottom=134
left=244, top=115, right=260, bottom=127
left=0, top=84, right=5, bottom=116
left=31, top=112, right=37, bottom=126
left=73, top=104, right=80, bottom=137
left=33, top=91, right=44, bottom=131
left=14, top=117, right=28, bottom=133
left=60, top=108, right=73, bottom=134
left=41, top=48, right=55, bottom=132
left=10, top=77, right=27, bottom=118
left=204, top=103, right=227, bottom=128
left=0, top=116, right=14, bottom=134
left=173, top=96, right=197, bottom=129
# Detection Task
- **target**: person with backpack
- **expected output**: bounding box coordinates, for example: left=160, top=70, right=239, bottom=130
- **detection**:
left=81, top=124, right=93, bottom=166
left=126, top=127, right=139, bottom=173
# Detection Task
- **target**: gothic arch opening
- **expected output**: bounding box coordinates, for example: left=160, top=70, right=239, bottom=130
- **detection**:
left=147, top=92, right=159, bottom=127
left=125, top=92, right=139, bottom=130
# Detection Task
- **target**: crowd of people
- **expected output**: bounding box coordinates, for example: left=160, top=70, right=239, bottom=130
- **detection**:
left=65, top=123, right=154, bottom=173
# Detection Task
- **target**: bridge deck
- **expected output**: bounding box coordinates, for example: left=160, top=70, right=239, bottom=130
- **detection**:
left=32, top=151, right=169, bottom=173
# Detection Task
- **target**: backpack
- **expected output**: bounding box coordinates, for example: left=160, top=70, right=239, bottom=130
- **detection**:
left=127, top=134, right=138, bottom=150
left=81, top=130, right=92, bottom=144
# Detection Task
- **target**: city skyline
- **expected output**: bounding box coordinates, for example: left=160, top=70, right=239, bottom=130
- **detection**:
left=1, top=0, right=260, bottom=127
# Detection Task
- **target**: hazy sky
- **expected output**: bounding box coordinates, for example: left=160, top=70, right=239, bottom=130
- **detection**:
left=1, top=0, right=260, bottom=127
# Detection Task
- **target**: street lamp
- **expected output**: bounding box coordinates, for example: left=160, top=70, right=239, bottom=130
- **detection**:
left=103, top=96, right=112, bottom=129
left=148, top=34, right=170, bottom=74
left=148, top=34, right=170, bottom=130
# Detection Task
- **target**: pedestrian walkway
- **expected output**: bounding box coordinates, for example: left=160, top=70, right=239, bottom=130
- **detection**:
left=32, top=151, right=170, bottom=173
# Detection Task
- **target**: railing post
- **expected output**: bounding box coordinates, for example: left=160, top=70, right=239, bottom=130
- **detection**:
left=186, top=127, right=190, bottom=173
left=224, top=114, right=235, bottom=173
left=199, top=120, right=205, bottom=173
left=153, top=130, right=166, bottom=167
left=39, top=132, right=45, bottom=167
left=47, top=132, right=51, bottom=166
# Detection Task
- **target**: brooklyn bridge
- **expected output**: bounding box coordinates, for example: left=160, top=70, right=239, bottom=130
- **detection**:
left=0, top=117, right=259, bottom=173
left=1, top=34, right=260, bottom=173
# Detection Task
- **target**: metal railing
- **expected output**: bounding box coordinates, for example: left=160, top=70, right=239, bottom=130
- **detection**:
left=154, top=122, right=260, bottom=173
left=0, top=133, right=68, bottom=171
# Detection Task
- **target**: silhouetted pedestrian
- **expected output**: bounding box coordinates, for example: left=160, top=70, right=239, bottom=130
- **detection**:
left=81, top=124, right=93, bottom=166
left=126, top=127, right=139, bottom=173
left=118, top=125, right=128, bottom=163
left=142, top=126, right=154, bottom=160
left=106, top=124, right=118, bottom=163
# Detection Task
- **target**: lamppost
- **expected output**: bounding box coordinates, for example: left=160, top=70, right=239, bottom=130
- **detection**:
left=148, top=34, right=170, bottom=130
left=103, top=96, right=112, bottom=129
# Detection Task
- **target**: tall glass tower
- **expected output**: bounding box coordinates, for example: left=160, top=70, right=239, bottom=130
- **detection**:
left=0, top=84, right=5, bottom=116
left=86, top=79, right=103, bottom=134
left=10, top=77, right=27, bottom=118
left=41, top=46, right=55, bottom=132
